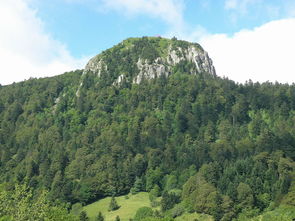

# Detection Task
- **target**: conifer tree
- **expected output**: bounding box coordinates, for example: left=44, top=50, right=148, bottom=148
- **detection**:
left=108, top=196, right=120, bottom=211
left=79, top=211, right=89, bottom=221
left=96, top=211, right=104, bottom=221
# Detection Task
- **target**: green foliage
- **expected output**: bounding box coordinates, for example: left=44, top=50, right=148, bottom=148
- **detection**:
left=134, top=207, right=154, bottom=221
left=163, top=175, right=178, bottom=192
left=0, top=183, right=78, bottom=221
left=146, top=168, right=163, bottom=191
left=71, top=203, right=83, bottom=216
left=95, top=211, right=104, bottom=221
left=79, top=211, right=89, bottom=221
left=131, top=177, right=144, bottom=194
left=169, top=204, right=185, bottom=218
left=0, top=37, right=295, bottom=220
left=281, top=174, right=295, bottom=206
left=237, top=183, right=254, bottom=209
left=149, top=184, right=161, bottom=205
left=161, top=191, right=180, bottom=212
left=258, top=206, right=295, bottom=221
left=109, top=196, right=120, bottom=211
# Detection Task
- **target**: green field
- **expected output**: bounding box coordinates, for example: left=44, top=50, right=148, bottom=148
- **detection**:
left=83, top=192, right=153, bottom=221
left=81, top=192, right=214, bottom=221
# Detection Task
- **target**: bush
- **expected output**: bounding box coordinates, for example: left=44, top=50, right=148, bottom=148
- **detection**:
left=71, top=203, right=83, bottom=216
left=151, top=200, right=160, bottom=208
left=170, top=204, right=184, bottom=218
left=134, top=207, right=154, bottom=221
left=160, top=191, right=180, bottom=212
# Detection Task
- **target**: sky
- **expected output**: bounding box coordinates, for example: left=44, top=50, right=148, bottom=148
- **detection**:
left=1, top=0, right=295, bottom=85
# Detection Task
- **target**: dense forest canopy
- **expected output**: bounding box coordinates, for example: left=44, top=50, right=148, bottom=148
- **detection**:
left=0, top=37, right=294, bottom=220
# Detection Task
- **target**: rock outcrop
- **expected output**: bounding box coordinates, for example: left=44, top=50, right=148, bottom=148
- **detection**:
left=82, top=37, right=216, bottom=85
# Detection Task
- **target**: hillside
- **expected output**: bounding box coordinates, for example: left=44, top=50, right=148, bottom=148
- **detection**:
left=0, top=37, right=294, bottom=220
left=82, top=192, right=151, bottom=221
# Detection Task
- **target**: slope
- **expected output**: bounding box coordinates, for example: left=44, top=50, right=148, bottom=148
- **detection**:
left=0, top=37, right=294, bottom=221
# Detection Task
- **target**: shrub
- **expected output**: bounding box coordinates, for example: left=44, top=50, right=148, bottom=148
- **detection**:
left=134, top=207, right=154, bottom=221
left=170, top=204, right=184, bottom=218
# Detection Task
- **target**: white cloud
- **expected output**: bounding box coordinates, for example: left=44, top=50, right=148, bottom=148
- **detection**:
left=199, top=18, right=295, bottom=83
left=0, top=0, right=88, bottom=85
left=101, top=0, right=185, bottom=29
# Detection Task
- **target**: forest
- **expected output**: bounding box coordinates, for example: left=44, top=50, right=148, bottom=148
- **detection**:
left=0, top=37, right=294, bottom=221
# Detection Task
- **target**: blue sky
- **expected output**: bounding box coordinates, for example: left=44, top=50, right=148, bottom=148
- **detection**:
left=32, top=0, right=293, bottom=56
left=1, top=0, right=295, bottom=85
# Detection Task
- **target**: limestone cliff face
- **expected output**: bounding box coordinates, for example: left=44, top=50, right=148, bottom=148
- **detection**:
left=84, top=58, right=107, bottom=77
left=132, top=57, right=168, bottom=84
left=82, top=37, right=216, bottom=85
left=166, top=45, right=215, bottom=75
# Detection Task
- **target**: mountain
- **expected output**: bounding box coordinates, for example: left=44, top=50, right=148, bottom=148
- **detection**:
left=0, top=37, right=294, bottom=221
left=77, top=37, right=216, bottom=97
left=83, top=37, right=215, bottom=84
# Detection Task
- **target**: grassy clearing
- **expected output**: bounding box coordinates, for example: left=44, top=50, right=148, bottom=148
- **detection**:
left=83, top=192, right=152, bottom=221
left=82, top=192, right=214, bottom=221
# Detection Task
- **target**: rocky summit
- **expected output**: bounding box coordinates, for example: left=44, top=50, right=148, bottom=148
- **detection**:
left=82, top=37, right=216, bottom=86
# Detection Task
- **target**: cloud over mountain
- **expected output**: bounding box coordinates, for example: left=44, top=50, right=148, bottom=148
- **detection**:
left=0, top=0, right=87, bottom=85
left=200, top=18, right=295, bottom=83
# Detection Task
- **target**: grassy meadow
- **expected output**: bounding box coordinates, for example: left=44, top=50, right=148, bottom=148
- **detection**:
left=83, top=192, right=153, bottom=221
